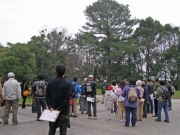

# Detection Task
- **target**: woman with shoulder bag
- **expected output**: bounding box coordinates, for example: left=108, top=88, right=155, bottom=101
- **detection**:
left=21, top=78, right=29, bottom=109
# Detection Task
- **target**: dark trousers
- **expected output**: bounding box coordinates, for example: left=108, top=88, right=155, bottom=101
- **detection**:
left=35, top=98, right=46, bottom=118
left=125, top=107, right=137, bottom=126
left=114, top=102, right=117, bottom=112
left=154, top=99, right=158, bottom=116
left=88, top=95, right=97, bottom=117
left=48, top=114, right=69, bottom=135
left=22, top=96, right=27, bottom=108
left=143, top=101, right=147, bottom=117
left=168, top=98, right=172, bottom=109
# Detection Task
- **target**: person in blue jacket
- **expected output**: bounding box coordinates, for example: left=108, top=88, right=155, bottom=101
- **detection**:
left=121, top=78, right=140, bottom=127
left=69, top=77, right=81, bottom=117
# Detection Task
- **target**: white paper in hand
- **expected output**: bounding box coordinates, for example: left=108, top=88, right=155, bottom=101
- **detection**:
left=39, top=110, right=60, bottom=122
left=87, top=97, right=94, bottom=102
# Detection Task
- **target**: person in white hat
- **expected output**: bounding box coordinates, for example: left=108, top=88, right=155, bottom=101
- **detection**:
left=2, top=72, right=21, bottom=125
left=85, top=75, right=98, bottom=119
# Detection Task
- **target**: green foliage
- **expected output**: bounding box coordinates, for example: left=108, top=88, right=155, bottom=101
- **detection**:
left=172, top=90, right=180, bottom=99
left=0, top=43, right=36, bottom=81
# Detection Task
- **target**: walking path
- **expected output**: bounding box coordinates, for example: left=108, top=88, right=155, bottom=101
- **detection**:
left=1, top=96, right=180, bottom=135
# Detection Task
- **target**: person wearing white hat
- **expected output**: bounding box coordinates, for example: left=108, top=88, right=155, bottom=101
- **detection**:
left=85, top=75, right=98, bottom=119
left=2, top=72, right=21, bottom=125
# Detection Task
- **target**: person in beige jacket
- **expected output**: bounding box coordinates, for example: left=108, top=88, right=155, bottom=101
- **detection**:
left=2, top=72, right=21, bottom=125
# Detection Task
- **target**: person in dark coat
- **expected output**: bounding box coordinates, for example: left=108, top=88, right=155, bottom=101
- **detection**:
left=142, top=81, right=149, bottom=118
left=21, top=78, right=29, bottom=108
left=46, top=64, right=72, bottom=135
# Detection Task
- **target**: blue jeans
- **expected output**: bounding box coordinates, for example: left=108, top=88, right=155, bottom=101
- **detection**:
left=125, top=107, right=137, bottom=126
left=147, top=96, right=153, bottom=113
left=157, top=101, right=169, bottom=120
left=35, top=98, right=47, bottom=118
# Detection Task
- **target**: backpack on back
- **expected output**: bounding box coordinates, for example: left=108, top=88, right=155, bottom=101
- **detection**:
left=115, top=87, right=122, bottom=97
left=170, top=85, right=176, bottom=95
left=102, top=85, right=107, bottom=93
left=35, top=81, right=46, bottom=97
left=161, top=87, right=170, bottom=100
left=86, top=81, right=92, bottom=93
left=128, top=87, right=137, bottom=103
left=72, top=83, right=77, bottom=98
left=105, top=92, right=117, bottom=102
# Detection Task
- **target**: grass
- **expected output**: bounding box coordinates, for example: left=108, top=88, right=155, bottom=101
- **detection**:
left=19, top=96, right=33, bottom=104
left=19, top=89, right=180, bottom=104
left=172, top=90, right=180, bottom=99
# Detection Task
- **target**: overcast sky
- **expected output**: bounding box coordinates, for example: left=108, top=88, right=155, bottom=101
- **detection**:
left=0, top=0, right=180, bottom=46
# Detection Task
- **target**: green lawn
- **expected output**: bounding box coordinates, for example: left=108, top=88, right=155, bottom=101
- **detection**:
left=19, top=96, right=33, bottom=104
left=172, top=90, right=180, bottom=99
left=20, top=89, right=179, bottom=104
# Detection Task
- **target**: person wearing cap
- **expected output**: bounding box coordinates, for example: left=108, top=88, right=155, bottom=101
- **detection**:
left=2, top=72, right=21, bottom=125
left=85, top=75, right=98, bottom=119
left=105, top=85, right=117, bottom=120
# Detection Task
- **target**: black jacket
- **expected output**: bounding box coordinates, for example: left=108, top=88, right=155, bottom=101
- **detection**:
left=84, top=80, right=96, bottom=97
left=46, top=76, right=72, bottom=115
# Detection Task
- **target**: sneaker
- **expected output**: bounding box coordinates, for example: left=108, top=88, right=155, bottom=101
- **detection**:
left=73, top=115, right=78, bottom=117
left=56, top=128, right=60, bottom=132
left=124, top=125, right=129, bottom=127
left=67, top=128, right=70, bottom=131
left=13, top=122, right=19, bottom=126
left=93, top=116, right=99, bottom=119
left=88, top=116, right=92, bottom=119
left=155, top=119, right=162, bottom=122
left=164, top=119, right=170, bottom=123
left=0, top=122, right=2, bottom=124
left=36, top=118, right=42, bottom=121
left=152, top=115, right=157, bottom=117
left=3, top=120, right=8, bottom=125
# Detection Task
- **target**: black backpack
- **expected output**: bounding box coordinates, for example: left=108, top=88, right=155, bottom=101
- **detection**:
left=72, top=83, right=77, bottom=98
left=160, top=87, right=170, bottom=101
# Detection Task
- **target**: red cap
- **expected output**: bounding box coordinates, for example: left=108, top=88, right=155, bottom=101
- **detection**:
left=108, top=85, right=113, bottom=90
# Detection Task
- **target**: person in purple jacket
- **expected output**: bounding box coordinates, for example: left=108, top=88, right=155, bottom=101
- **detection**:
left=121, top=78, right=140, bottom=127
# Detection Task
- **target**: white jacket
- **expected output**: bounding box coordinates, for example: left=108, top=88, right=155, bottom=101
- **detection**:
left=105, top=90, right=117, bottom=109
left=2, top=78, right=21, bottom=100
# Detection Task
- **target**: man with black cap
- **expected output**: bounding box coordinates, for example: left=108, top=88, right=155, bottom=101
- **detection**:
left=2, top=72, right=21, bottom=125
left=85, top=75, right=98, bottom=119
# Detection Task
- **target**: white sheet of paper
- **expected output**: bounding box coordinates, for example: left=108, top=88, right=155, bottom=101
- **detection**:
left=39, top=110, right=60, bottom=122
left=87, top=97, right=94, bottom=102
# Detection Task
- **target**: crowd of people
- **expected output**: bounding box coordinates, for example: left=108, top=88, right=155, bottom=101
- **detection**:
left=102, top=77, right=173, bottom=127
left=0, top=65, right=175, bottom=135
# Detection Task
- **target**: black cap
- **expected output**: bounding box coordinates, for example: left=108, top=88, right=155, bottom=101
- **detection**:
left=0, top=73, right=2, bottom=77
